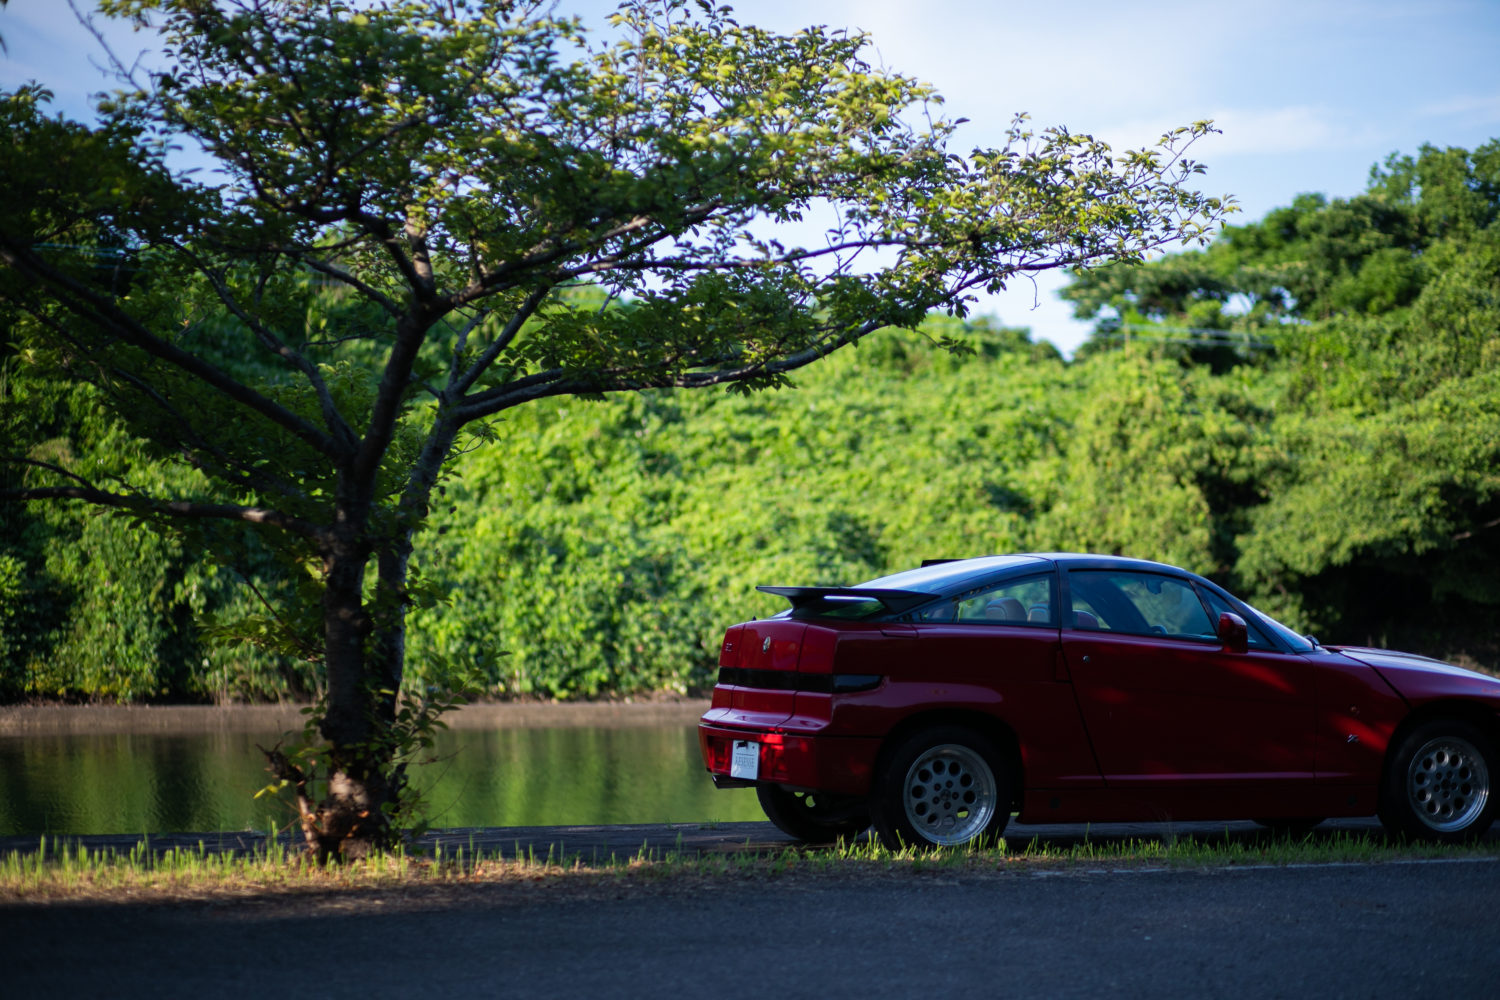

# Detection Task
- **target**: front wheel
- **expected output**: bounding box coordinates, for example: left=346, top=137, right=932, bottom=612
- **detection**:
left=756, top=785, right=870, bottom=844
left=870, top=726, right=1011, bottom=850
left=1378, top=719, right=1496, bottom=843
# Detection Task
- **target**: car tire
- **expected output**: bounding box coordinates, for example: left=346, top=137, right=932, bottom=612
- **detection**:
left=870, top=726, right=1011, bottom=850
left=756, top=785, right=870, bottom=844
left=1378, top=719, right=1496, bottom=843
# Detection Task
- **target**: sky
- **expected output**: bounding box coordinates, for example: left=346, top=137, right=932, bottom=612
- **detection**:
left=4, top=0, right=1499, bottom=354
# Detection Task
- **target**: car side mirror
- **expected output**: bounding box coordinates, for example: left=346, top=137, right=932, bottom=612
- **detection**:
left=1217, top=612, right=1249, bottom=654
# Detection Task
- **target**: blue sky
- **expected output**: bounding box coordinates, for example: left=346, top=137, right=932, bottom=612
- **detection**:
left=4, top=0, right=1499, bottom=353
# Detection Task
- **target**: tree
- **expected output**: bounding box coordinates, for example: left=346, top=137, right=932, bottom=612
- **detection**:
left=1031, top=353, right=1271, bottom=576
left=1061, top=138, right=1500, bottom=657
left=1065, top=141, right=1500, bottom=344
left=0, top=0, right=1231, bottom=857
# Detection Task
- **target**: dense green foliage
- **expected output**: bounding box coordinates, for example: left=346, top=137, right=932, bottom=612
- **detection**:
left=1065, top=140, right=1500, bottom=659
left=0, top=328, right=326, bottom=702
left=0, top=346, right=304, bottom=701
left=1, top=1, right=1233, bottom=853
left=0, top=2, right=1492, bottom=701
left=411, top=319, right=1073, bottom=696
left=4, top=313, right=1081, bottom=699
left=0, top=0, right=1227, bottom=751
left=7, top=147, right=1498, bottom=699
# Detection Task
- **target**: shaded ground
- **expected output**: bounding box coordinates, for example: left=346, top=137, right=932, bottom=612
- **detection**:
left=2, top=854, right=1497, bottom=999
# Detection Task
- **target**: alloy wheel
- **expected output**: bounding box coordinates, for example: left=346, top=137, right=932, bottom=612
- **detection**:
left=900, top=743, right=997, bottom=846
left=1406, top=735, right=1491, bottom=834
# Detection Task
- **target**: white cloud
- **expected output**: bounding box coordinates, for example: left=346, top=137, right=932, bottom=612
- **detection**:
left=1204, top=108, right=1350, bottom=155
left=1093, top=106, right=1391, bottom=160
left=1417, top=94, right=1500, bottom=124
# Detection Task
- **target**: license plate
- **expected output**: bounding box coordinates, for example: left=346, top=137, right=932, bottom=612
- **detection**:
left=730, top=739, right=759, bottom=780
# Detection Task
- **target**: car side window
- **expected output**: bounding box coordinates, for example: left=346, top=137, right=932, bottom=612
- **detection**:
left=1067, top=571, right=1216, bottom=640
left=952, top=575, right=1055, bottom=626
left=912, top=600, right=955, bottom=622
left=1198, top=585, right=1273, bottom=648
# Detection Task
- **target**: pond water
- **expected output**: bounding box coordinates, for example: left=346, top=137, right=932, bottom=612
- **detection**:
left=0, top=725, right=766, bottom=835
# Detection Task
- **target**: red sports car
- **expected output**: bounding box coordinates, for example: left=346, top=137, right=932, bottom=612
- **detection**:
left=698, top=554, right=1500, bottom=848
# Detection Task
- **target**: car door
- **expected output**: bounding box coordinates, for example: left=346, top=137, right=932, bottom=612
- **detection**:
left=1060, top=569, right=1316, bottom=792
left=881, top=572, right=1104, bottom=790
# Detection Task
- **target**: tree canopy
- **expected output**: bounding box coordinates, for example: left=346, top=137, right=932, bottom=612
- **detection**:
left=0, top=0, right=1230, bottom=855
left=1064, top=139, right=1500, bottom=650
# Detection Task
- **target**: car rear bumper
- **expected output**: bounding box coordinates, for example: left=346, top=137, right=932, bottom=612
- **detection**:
left=698, top=716, right=880, bottom=797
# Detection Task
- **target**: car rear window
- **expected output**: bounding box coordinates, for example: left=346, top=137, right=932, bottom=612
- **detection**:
left=786, top=595, right=891, bottom=620
left=914, top=574, right=1055, bottom=625
left=858, top=555, right=1049, bottom=594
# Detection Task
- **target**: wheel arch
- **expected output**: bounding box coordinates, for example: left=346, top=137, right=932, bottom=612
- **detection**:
left=1380, top=700, right=1500, bottom=787
left=872, top=709, right=1024, bottom=810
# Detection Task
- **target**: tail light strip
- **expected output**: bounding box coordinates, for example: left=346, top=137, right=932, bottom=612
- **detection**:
left=716, top=668, right=881, bottom=693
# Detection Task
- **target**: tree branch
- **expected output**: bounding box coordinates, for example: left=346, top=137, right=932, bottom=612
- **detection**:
left=1452, top=516, right=1500, bottom=543
left=450, top=314, right=882, bottom=423
left=449, top=286, right=549, bottom=397
left=0, top=238, right=347, bottom=462
left=291, top=250, right=402, bottom=317
left=169, top=239, right=359, bottom=451
left=0, top=479, right=323, bottom=540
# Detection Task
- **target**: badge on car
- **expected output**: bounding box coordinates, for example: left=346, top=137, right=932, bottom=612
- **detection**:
left=730, top=739, right=759, bottom=780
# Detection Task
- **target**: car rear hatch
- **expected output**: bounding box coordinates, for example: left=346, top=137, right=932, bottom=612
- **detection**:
left=703, top=616, right=874, bottom=791
left=706, top=587, right=931, bottom=731
left=709, top=619, right=813, bottom=730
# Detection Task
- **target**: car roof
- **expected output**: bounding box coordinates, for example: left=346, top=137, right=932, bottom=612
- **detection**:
left=1028, top=553, right=1196, bottom=575
left=859, top=553, right=1198, bottom=597
left=859, top=555, right=1049, bottom=594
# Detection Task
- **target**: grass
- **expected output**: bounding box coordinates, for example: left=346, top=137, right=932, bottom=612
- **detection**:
left=4, top=828, right=1497, bottom=903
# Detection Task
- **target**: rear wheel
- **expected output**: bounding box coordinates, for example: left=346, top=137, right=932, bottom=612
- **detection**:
left=756, top=785, right=870, bottom=844
left=870, top=726, right=1011, bottom=850
left=1378, top=719, right=1496, bottom=843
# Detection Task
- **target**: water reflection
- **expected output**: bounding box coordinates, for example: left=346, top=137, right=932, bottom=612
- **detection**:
left=0, top=726, right=764, bottom=835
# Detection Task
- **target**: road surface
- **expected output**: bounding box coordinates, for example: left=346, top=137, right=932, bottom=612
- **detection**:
left=2, top=853, right=1497, bottom=999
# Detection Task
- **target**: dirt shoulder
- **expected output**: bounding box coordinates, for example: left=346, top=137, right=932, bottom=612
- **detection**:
left=0, top=698, right=710, bottom=735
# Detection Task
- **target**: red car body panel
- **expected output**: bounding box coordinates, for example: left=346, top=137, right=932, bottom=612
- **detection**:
left=1334, top=646, right=1500, bottom=705
left=1303, top=649, right=1408, bottom=783
left=699, top=555, right=1500, bottom=829
left=1062, top=631, right=1316, bottom=785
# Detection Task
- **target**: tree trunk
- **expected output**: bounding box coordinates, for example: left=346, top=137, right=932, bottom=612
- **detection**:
left=298, top=521, right=402, bottom=860
left=271, top=418, right=456, bottom=860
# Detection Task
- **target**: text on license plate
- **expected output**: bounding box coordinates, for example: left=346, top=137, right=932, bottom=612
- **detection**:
left=730, top=740, right=759, bottom=780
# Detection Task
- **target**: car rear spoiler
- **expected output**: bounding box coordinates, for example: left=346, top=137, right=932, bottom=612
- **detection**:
left=756, top=586, right=936, bottom=615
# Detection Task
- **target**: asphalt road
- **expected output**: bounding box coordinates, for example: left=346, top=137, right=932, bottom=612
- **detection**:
left=3, top=855, right=1497, bottom=999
